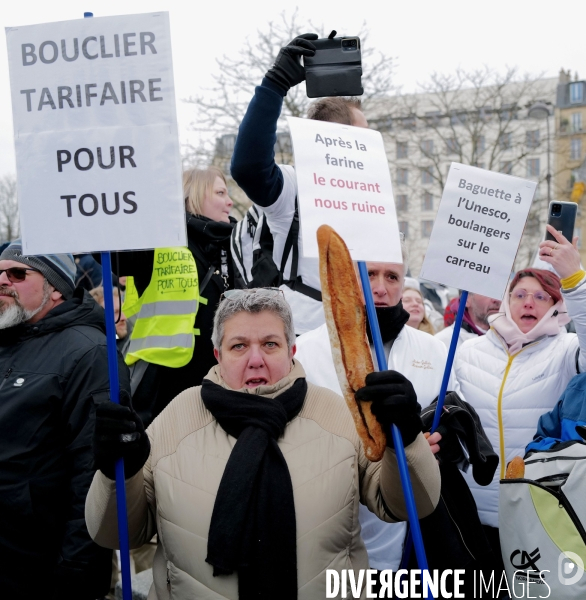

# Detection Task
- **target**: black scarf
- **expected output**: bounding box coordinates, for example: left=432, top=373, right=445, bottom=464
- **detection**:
left=366, top=302, right=410, bottom=345
left=201, top=377, right=307, bottom=600
left=186, top=212, right=234, bottom=244
left=186, top=213, right=234, bottom=262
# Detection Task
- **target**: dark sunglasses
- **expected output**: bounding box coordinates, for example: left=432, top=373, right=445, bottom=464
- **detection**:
left=0, top=267, right=40, bottom=283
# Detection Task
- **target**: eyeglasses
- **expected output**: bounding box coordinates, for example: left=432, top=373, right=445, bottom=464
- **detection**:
left=220, top=287, right=284, bottom=302
left=510, top=289, right=552, bottom=304
left=0, top=267, right=40, bottom=283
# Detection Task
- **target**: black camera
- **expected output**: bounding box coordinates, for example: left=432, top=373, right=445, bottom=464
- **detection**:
left=342, top=38, right=359, bottom=51
left=551, top=203, right=562, bottom=216
left=304, top=36, right=363, bottom=98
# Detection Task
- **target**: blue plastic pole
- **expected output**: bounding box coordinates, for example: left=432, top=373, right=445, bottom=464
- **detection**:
left=101, top=252, right=133, bottom=600
left=430, top=290, right=468, bottom=433
left=84, top=11, right=131, bottom=596
left=357, top=262, right=432, bottom=598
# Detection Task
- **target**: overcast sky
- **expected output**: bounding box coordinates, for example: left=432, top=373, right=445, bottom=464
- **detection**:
left=1, top=0, right=582, bottom=177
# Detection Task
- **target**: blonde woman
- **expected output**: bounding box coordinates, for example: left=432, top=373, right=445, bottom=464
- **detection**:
left=107, top=167, right=236, bottom=428
left=403, top=287, right=435, bottom=335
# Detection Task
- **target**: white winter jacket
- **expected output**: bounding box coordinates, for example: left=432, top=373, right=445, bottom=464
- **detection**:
left=295, top=323, right=459, bottom=570
left=454, top=278, right=586, bottom=528
left=435, top=323, right=479, bottom=349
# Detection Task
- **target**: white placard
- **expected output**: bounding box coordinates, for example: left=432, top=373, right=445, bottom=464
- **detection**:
left=420, top=163, right=537, bottom=299
left=6, top=12, right=185, bottom=255
left=287, top=116, right=402, bottom=263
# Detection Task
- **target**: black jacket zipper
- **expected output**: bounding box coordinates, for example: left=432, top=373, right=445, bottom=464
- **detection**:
left=441, top=493, right=476, bottom=561
left=0, top=368, right=13, bottom=392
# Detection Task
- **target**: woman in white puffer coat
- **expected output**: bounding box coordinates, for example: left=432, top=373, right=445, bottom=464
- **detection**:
left=454, top=225, right=586, bottom=571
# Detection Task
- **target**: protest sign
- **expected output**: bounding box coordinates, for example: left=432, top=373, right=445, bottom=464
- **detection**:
left=287, top=116, right=402, bottom=263
left=6, top=12, right=185, bottom=255
left=420, top=163, right=537, bottom=299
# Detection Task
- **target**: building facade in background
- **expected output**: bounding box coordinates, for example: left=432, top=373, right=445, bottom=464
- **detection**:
left=367, top=75, right=558, bottom=276
left=555, top=71, right=586, bottom=263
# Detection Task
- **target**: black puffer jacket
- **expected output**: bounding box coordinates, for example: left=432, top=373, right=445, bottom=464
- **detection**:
left=0, top=288, right=130, bottom=600
left=108, top=213, right=235, bottom=427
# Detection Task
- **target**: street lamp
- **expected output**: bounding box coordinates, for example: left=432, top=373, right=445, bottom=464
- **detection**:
left=528, top=101, right=552, bottom=203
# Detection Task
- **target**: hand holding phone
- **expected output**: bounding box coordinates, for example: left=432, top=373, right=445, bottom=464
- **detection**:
left=545, top=201, right=577, bottom=242
left=539, top=224, right=581, bottom=280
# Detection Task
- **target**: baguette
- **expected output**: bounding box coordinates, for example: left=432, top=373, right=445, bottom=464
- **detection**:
left=317, top=224, right=387, bottom=461
left=505, top=456, right=525, bottom=479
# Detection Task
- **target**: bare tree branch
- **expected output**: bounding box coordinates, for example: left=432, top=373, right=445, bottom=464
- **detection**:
left=182, top=9, right=396, bottom=167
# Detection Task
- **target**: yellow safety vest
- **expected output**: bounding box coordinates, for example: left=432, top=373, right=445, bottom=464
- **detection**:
left=125, top=248, right=205, bottom=368
left=122, top=276, right=141, bottom=325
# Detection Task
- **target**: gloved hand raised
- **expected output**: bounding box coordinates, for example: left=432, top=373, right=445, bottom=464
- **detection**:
left=265, top=33, right=317, bottom=93
left=355, top=370, right=423, bottom=448
left=93, top=391, right=150, bottom=480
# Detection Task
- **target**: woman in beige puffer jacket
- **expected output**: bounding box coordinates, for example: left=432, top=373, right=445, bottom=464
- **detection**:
left=86, top=291, right=440, bottom=600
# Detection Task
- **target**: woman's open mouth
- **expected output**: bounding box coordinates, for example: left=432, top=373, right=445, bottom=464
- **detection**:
left=245, top=377, right=268, bottom=387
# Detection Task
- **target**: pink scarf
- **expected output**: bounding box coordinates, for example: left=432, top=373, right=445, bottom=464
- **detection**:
left=488, top=282, right=570, bottom=354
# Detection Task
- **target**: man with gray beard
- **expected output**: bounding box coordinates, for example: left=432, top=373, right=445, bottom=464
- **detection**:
left=435, top=293, right=501, bottom=349
left=0, top=239, right=130, bottom=600
left=0, top=271, right=52, bottom=327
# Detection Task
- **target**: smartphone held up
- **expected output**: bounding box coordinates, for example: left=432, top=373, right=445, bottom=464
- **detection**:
left=303, top=31, right=363, bottom=98
left=546, top=201, right=577, bottom=243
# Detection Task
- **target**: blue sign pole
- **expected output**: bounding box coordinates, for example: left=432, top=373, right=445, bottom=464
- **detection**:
left=101, top=252, right=133, bottom=600
left=357, top=262, right=433, bottom=598
left=431, top=290, right=468, bottom=432
left=82, top=13, right=131, bottom=598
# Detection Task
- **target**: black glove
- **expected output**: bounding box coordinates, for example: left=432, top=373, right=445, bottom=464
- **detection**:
left=265, top=33, right=317, bottom=93
left=355, top=370, right=423, bottom=448
left=93, top=391, right=150, bottom=480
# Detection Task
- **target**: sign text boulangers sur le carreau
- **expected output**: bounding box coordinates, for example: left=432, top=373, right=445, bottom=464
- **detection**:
left=420, top=163, right=536, bottom=299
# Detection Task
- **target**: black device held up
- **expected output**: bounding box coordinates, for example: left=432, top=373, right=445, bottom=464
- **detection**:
left=303, top=31, right=363, bottom=98
left=545, top=201, right=577, bottom=242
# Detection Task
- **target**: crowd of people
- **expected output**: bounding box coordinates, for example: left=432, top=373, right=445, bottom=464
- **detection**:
left=1, top=32, right=585, bottom=600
